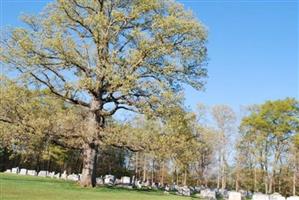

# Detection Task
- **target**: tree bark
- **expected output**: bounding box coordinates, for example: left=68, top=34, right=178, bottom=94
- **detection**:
left=143, top=155, right=147, bottom=182
left=151, top=160, right=155, bottom=184
left=293, top=171, right=296, bottom=196
left=183, top=168, right=187, bottom=186
left=235, top=171, right=239, bottom=191
left=80, top=143, right=98, bottom=187
left=254, top=167, right=257, bottom=192
left=161, top=161, right=165, bottom=186
left=221, top=154, right=226, bottom=190
left=80, top=99, right=102, bottom=187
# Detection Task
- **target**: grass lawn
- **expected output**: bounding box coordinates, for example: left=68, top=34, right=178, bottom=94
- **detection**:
left=0, top=173, right=196, bottom=200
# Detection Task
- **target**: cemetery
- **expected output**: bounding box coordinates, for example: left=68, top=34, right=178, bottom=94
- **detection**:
left=2, top=168, right=299, bottom=200
left=0, top=0, right=297, bottom=200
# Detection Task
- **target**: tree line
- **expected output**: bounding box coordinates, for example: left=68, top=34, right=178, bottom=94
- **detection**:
left=0, top=0, right=298, bottom=195
left=1, top=77, right=298, bottom=196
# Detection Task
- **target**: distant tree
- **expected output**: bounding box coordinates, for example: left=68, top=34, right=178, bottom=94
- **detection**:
left=211, top=105, right=236, bottom=190
left=239, top=98, right=299, bottom=194
left=0, top=0, right=207, bottom=187
left=0, top=76, right=86, bottom=168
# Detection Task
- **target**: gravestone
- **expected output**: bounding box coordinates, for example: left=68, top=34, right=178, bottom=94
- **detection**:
left=96, top=177, right=104, bottom=185
left=135, top=180, right=142, bottom=189
left=176, top=186, right=191, bottom=196
left=121, top=176, right=131, bottom=184
left=104, top=175, right=115, bottom=185
left=54, top=173, right=60, bottom=179
left=253, top=193, right=270, bottom=200
left=151, top=182, right=158, bottom=190
left=115, top=178, right=122, bottom=184
left=200, top=189, right=217, bottom=200
left=61, top=171, right=67, bottom=180
left=270, top=193, right=285, bottom=200
left=27, top=170, right=37, bottom=176
left=67, top=174, right=79, bottom=181
left=218, top=189, right=229, bottom=198
left=229, top=191, right=242, bottom=200
left=169, top=184, right=177, bottom=191
left=48, top=171, right=55, bottom=178
left=11, top=167, right=19, bottom=174
left=142, top=180, right=150, bottom=187
left=194, top=186, right=201, bottom=193
left=38, top=170, right=48, bottom=177
left=5, top=169, right=11, bottom=173
left=287, top=196, right=299, bottom=200
left=19, top=168, right=27, bottom=175
left=182, top=186, right=191, bottom=196
left=165, top=185, right=170, bottom=192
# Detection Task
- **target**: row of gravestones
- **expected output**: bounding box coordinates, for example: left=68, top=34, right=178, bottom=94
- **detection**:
left=95, top=175, right=134, bottom=186
left=5, top=167, right=80, bottom=181
left=96, top=175, right=164, bottom=188
left=169, top=186, right=299, bottom=200
left=5, top=168, right=298, bottom=200
left=6, top=168, right=134, bottom=186
left=252, top=193, right=299, bottom=200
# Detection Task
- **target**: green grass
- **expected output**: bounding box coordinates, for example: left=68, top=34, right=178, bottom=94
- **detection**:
left=0, top=173, right=197, bottom=200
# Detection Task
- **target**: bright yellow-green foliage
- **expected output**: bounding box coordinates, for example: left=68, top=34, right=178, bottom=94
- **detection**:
left=241, top=98, right=299, bottom=143
left=0, top=77, right=85, bottom=162
left=0, top=0, right=207, bottom=117
left=0, top=173, right=194, bottom=200
left=238, top=98, right=299, bottom=191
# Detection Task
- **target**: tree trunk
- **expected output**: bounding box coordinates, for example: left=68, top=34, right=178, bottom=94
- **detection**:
left=151, top=160, right=155, bottom=184
left=293, top=171, right=296, bottom=196
left=80, top=143, right=98, bottom=187
left=135, top=152, right=139, bottom=180
left=235, top=171, right=239, bottom=191
left=161, top=161, right=165, bottom=186
left=254, top=167, right=257, bottom=192
left=217, top=153, right=221, bottom=189
left=183, top=169, right=187, bottom=186
left=143, top=155, right=146, bottom=182
left=269, top=173, right=273, bottom=194
left=221, top=154, right=226, bottom=190
left=80, top=99, right=102, bottom=187
left=176, top=169, right=179, bottom=185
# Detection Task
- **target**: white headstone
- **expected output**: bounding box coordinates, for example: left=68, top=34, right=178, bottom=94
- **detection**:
left=176, top=186, right=191, bottom=196
left=54, top=173, right=60, bottom=179
left=229, top=191, right=242, bottom=200
left=38, top=170, right=48, bottom=177
left=142, top=180, right=150, bottom=187
left=181, top=186, right=191, bottom=196
left=61, top=171, right=67, bottom=180
left=96, top=177, right=104, bottom=185
left=200, top=189, right=216, bottom=200
left=287, top=196, right=299, bottom=200
left=135, top=180, right=142, bottom=189
left=270, top=193, right=286, bottom=200
left=121, top=176, right=131, bottom=184
left=27, top=170, right=37, bottom=176
left=11, top=167, right=19, bottom=174
left=253, top=193, right=270, bottom=200
left=67, top=174, right=79, bottom=181
left=114, top=178, right=121, bottom=184
left=19, top=168, right=27, bottom=175
left=104, top=175, right=115, bottom=184
left=5, top=169, right=11, bottom=173
left=48, top=172, right=55, bottom=178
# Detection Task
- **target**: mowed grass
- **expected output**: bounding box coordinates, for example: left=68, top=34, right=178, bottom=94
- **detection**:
left=0, top=173, right=195, bottom=200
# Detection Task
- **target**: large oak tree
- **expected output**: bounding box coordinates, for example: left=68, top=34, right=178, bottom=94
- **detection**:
left=0, top=0, right=208, bottom=186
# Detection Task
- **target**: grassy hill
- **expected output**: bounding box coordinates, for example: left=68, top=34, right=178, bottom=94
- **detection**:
left=0, top=173, right=195, bottom=200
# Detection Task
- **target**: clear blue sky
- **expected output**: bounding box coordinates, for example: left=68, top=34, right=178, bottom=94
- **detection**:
left=1, top=0, right=298, bottom=112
